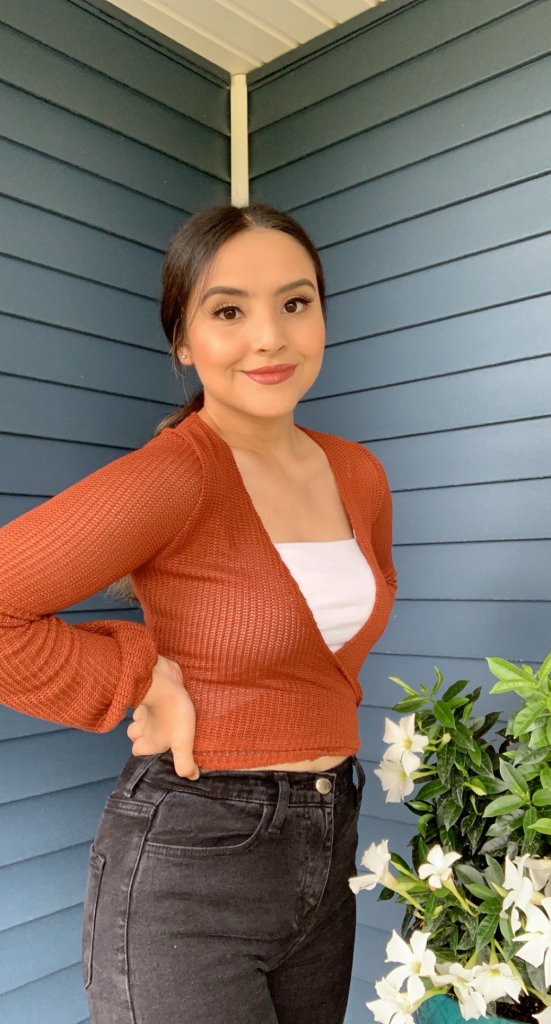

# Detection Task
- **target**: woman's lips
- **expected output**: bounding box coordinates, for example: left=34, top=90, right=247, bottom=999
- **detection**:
left=242, top=365, right=296, bottom=385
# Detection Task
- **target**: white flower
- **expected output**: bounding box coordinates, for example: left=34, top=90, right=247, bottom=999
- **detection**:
left=418, top=845, right=462, bottom=889
left=515, top=897, right=551, bottom=987
left=433, top=963, right=488, bottom=1020
left=349, top=839, right=391, bottom=893
left=524, top=856, right=551, bottom=895
left=374, top=755, right=421, bottom=803
left=534, top=1007, right=551, bottom=1024
left=502, top=855, right=537, bottom=933
left=366, top=973, right=418, bottom=1024
left=382, top=715, right=429, bottom=773
left=471, top=962, right=522, bottom=1004
left=384, top=930, right=436, bottom=1003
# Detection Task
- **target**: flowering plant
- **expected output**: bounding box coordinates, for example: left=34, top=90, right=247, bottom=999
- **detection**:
left=350, top=654, right=551, bottom=1024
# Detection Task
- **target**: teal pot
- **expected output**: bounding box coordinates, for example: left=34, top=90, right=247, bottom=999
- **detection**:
left=415, top=993, right=528, bottom=1024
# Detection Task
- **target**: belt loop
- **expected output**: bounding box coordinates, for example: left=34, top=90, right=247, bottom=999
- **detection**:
left=268, top=774, right=290, bottom=835
left=122, top=753, right=163, bottom=798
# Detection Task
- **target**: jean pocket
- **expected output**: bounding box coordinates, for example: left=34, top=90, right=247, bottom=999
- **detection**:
left=144, top=789, right=271, bottom=858
left=81, top=847, right=106, bottom=990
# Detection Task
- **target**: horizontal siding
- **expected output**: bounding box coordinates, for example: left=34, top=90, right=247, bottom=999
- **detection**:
left=0, top=82, right=226, bottom=210
left=0, top=0, right=229, bottom=1016
left=253, top=53, right=551, bottom=209
left=250, top=2, right=551, bottom=1017
left=0, top=726, right=131, bottom=806
left=0, top=22, right=226, bottom=174
left=0, top=964, right=88, bottom=1024
left=248, top=0, right=532, bottom=127
left=0, top=0, right=228, bottom=127
left=250, top=0, right=548, bottom=174
left=0, top=315, right=186, bottom=410
left=0, top=779, right=114, bottom=862
left=0, top=906, right=84, bottom=996
left=309, top=293, right=551, bottom=398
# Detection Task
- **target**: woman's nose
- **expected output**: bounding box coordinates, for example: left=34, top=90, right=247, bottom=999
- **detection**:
left=251, top=312, right=286, bottom=351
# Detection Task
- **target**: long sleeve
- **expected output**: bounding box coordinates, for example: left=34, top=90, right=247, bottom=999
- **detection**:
left=0, top=426, right=201, bottom=732
left=371, top=459, right=398, bottom=604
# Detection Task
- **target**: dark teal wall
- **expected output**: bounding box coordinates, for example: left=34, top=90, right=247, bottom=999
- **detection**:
left=249, top=0, right=551, bottom=1016
left=0, top=1, right=229, bottom=1019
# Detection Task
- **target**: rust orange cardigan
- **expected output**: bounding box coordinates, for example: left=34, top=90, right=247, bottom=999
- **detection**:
left=0, top=412, right=397, bottom=769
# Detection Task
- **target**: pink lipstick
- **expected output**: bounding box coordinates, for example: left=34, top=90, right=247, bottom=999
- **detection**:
left=242, top=364, right=297, bottom=385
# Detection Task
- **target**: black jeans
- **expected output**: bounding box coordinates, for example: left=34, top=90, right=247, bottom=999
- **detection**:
left=82, top=751, right=366, bottom=1024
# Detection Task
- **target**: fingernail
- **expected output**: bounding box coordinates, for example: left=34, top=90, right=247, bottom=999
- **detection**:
left=190, top=770, right=200, bottom=781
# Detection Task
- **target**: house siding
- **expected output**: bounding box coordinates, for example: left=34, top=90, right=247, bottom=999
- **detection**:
left=249, top=0, right=551, bottom=1016
left=0, top=1, right=229, bottom=1020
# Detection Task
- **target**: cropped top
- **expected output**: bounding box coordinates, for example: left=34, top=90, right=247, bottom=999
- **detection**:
left=0, top=410, right=398, bottom=769
left=273, top=537, right=377, bottom=652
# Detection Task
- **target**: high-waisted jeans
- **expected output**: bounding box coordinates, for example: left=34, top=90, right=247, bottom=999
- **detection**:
left=82, top=750, right=366, bottom=1024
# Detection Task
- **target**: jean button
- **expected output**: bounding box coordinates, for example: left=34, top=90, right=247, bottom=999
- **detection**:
left=315, top=777, right=332, bottom=794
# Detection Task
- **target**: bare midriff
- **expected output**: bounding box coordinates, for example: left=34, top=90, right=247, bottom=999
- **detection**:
left=234, top=754, right=349, bottom=772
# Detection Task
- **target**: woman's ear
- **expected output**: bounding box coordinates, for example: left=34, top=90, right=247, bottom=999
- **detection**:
left=177, top=347, right=193, bottom=365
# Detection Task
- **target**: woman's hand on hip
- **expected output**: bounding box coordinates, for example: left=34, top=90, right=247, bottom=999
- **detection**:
left=126, top=654, right=200, bottom=779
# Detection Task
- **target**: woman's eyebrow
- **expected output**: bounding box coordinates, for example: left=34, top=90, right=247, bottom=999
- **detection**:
left=199, top=278, right=316, bottom=305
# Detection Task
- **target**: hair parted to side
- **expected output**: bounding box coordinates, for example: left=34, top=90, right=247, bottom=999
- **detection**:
left=107, top=200, right=327, bottom=605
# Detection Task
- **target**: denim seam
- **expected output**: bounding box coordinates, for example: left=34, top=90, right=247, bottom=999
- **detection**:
left=124, top=790, right=168, bottom=1024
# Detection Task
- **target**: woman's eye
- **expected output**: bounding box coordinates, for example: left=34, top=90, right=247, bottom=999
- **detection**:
left=212, top=305, right=241, bottom=320
left=283, top=295, right=313, bottom=314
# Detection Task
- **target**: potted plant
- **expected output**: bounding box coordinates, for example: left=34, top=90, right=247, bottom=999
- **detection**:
left=349, top=653, right=551, bottom=1024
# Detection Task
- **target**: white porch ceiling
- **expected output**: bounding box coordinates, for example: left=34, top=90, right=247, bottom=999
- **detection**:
left=103, top=0, right=388, bottom=75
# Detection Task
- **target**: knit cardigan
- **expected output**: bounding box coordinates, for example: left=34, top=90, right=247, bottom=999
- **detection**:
left=0, top=411, right=397, bottom=769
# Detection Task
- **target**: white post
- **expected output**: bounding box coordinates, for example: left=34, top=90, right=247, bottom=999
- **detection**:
left=230, top=74, right=249, bottom=207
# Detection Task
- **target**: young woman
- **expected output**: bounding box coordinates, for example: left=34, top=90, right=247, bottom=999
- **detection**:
left=0, top=202, right=397, bottom=1023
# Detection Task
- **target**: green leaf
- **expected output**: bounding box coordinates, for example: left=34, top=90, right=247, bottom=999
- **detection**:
left=484, top=855, right=504, bottom=886
left=530, top=725, right=549, bottom=749
left=482, top=794, right=525, bottom=817
left=441, top=679, right=469, bottom=702
left=468, top=774, right=506, bottom=796
left=486, top=657, right=538, bottom=684
left=511, top=700, right=547, bottom=738
left=377, top=886, right=394, bottom=901
left=416, top=779, right=446, bottom=802
left=437, top=743, right=455, bottom=786
left=455, top=864, right=485, bottom=887
left=462, top=881, right=497, bottom=902
left=541, top=766, right=551, bottom=789
left=454, top=721, right=475, bottom=751
left=499, top=912, right=514, bottom=945
left=499, top=759, right=530, bottom=801
left=522, top=806, right=538, bottom=838
left=430, top=667, right=445, bottom=696
left=438, top=796, right=463, bottom=831
left=546, top=717, right=551, bottom=746
left=537, top=652, right=551, bottom=684
left=388, top=675, right=418, bottom=696
left=532, top=788, right=551, bottom=808
left=450, top=772, right=464, bottom=806
left=389, top=852, right=411, bottom=873
left=473, top=712, right=501, bottom=740
left=433, top=700, right=456, bottom=729
left=527, top=817, right=551, bottom=834
left=476, top=914, right=500, bottom=951
left=393, top=696, right=427, bottom=714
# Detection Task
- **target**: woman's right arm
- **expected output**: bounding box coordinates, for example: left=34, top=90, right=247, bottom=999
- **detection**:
left=0, top=428, right=201, bottom=734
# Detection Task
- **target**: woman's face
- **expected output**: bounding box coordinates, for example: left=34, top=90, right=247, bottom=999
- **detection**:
left=178, top=227, right=326, bottom=422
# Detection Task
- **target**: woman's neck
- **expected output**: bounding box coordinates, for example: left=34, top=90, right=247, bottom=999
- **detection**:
left=196, top=404, right=306, bottom=461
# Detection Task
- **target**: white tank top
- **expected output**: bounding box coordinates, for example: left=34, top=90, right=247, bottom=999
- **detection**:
left=273, top=533, right=377, bottom=651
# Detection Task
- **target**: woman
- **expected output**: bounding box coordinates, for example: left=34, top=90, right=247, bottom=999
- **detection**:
left=0, top=202, right=397, bottom=1023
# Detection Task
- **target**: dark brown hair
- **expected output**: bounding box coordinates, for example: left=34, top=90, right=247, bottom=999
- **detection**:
left=154, top=200, right=326, bottom=432
left=107, top=200, right=326, bottom=605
